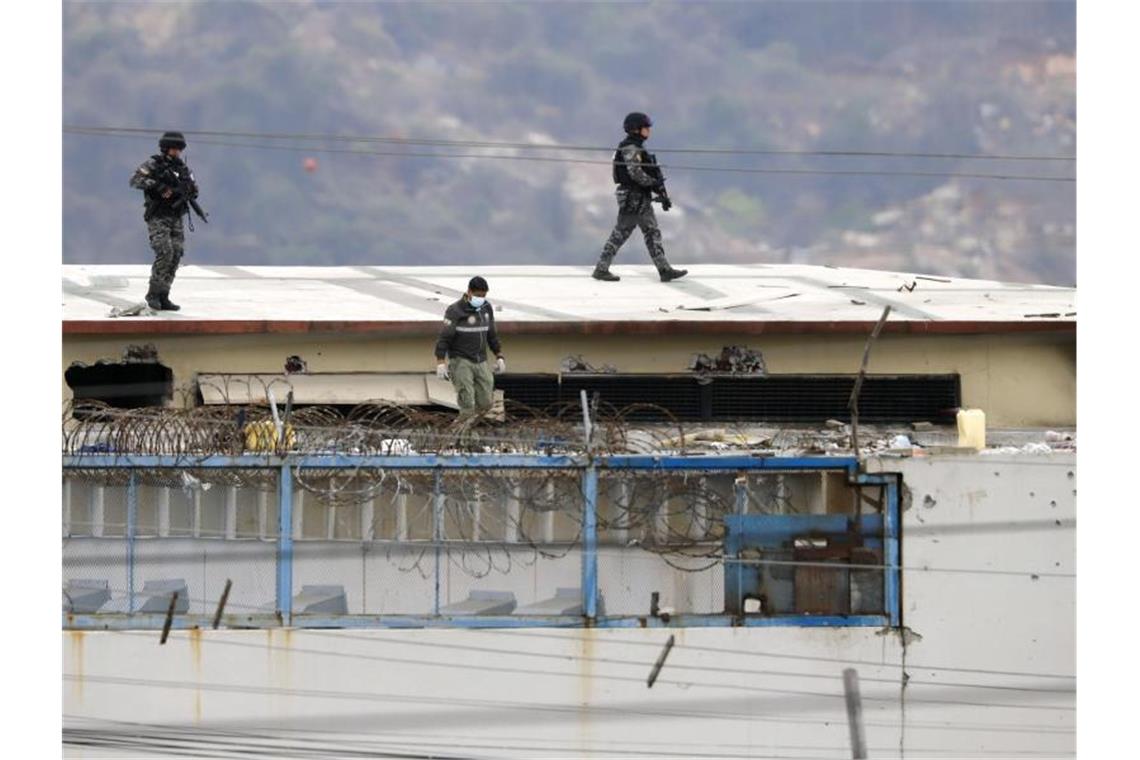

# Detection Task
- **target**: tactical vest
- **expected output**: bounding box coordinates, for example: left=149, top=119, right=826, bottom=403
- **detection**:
left=144, top=155, right=192, bottom=221
left=612, top=136, right=646, bottom=187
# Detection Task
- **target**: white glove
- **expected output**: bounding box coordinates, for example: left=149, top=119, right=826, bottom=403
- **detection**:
left=494, top=356, right=506, bottom=374
left=436, top=363, right=450, bottom=381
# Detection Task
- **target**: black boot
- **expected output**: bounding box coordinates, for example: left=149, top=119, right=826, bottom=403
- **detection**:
left=592, top=268, right=620, bottom=282
left=145, top=290, right=163, bottom=310
left=159, top=292, right=181, bottom=311
left=660, top=267, right=688, bottom=283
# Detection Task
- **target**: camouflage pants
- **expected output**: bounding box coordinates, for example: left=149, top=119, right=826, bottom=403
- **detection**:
left=146, top=215, right=185, bottom=294
left=595, top=191, right=669, bottom=273
left=449, top=356, right=495, bottom=414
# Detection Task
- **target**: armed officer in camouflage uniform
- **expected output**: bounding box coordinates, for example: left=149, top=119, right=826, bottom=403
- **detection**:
left=434, top=276, right=507, bottom=415
left=129, top=131, right=202, bottom=311
left=592, top=112, right=687, bottom=283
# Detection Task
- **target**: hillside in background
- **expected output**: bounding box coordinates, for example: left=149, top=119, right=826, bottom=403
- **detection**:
left=63, top=0, right=1075, bottom=285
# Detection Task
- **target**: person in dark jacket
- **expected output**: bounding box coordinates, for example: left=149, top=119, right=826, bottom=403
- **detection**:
left=592, top=112, right=687, bottom=283
left=434, top=276, right=506, bottom=414
left=129, top=131, right=200, bottom=310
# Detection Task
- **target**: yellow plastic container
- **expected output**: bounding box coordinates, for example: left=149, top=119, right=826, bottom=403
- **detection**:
left=244, top=419, right=296, bottom=452
left=957, top=408, right=986, bottom=451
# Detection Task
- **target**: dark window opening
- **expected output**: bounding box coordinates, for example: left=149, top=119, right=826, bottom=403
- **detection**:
left=495, top=373, right=960, bottom=424
left=66, top=361, right=174, bottom=412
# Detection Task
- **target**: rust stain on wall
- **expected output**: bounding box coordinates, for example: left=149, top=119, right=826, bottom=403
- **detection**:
left=68, top=630, right=85, bottom=703
left=189, top=628, right=202, bottom=672
left=577, top=629, right=595, bottom=755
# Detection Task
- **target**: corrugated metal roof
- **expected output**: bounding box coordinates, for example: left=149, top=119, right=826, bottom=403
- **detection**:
left=62, top=264, right=1075, bottom=335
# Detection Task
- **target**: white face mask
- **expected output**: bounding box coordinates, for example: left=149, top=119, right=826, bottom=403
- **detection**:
left=469, top=295, right=486, bottom=309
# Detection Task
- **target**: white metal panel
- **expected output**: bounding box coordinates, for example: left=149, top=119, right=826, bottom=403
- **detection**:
left=197, top=373, right=434, bottom=405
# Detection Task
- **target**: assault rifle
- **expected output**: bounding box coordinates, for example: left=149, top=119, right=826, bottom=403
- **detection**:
left=154, top=161, right=209, bottom=227
left=644, top=152, right=673, bottom=211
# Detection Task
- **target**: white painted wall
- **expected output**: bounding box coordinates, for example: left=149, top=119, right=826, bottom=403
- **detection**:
left=63, top=454, right=1076, bottom=758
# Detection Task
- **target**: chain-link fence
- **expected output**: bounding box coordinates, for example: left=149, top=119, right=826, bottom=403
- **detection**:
left=62, top=460, right=895, bottom=627
left=63, top=471, right=279, bottom=618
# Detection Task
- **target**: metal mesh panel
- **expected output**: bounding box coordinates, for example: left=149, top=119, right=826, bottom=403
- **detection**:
left=597, top=547, right=724, bottom=616
left=292, top=541, right=365, bottom=615
left=63, top=462, right=892, bottom=626
left=496, top=373, right=959, bottom=423
left=562, top=376, right=703, bottom=420
left=63, top=472, right=279, bottom=619
left=493, top=374, right=561, bottom=410
left=362, top=543, right=436, bottom=615
left=62, top=538, right=130, bottom=614
left=132, top=537, right=278, bottom=615
left=441, top=546, right=582, bottom=615
left=710, top=375, right=960, bottom=423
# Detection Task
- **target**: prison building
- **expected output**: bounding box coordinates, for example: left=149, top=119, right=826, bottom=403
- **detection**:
left=62, top=263, right=1076, bottom=758
left=63, top=263, right=1074, bottom=426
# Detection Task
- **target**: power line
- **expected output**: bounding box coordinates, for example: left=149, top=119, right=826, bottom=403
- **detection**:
left=58, top=590, right=1074, bottom=697
left=59, top=584, right=1076, bottom=695
left=722, top=555, right=1075, bottom=579
left=64, top=674, right=1075, bottom=736
left=64, top=124, right=1077, bottom=162
left=63, top=127, right=1077, bottom=183
left=62, top=718, right=1074, bottom=760
left=65, top=631, right=1074, bottom=714
left=67, top=713, right=1074, bottom=758
left=477, top=629, right=1076, bottom=682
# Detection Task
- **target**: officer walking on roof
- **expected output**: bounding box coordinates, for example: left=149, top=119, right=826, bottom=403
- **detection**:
left=592, top=112, right=687, bottom=283
left=435, top=276, right=506, bottom=415
left=129, top=131, right=202, bottom=311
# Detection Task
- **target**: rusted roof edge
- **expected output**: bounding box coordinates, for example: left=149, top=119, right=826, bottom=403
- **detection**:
left=63, top=319, right=1077, bottom=337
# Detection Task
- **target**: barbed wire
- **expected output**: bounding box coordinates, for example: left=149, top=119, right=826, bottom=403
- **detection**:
left=63, top=393, right=689, bottom=461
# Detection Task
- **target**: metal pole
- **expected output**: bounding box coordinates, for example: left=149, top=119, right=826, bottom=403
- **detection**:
left=276, top=464, right=294, bottom=624
left=159, top=591, right=178, bottom=646
left=580, top=389, right=593, bottom=451
left=885, top=478, right=901, bottom=627
left=647, top=635, right=676, bottom=688
left=582, top=465, right=599, bottom=621
left=212, top=579, right=233, bottom=630
left=433, top=470, right=443, bottom=616
left=842, top=668, right=868, bottom=759
left=734, top=475, right=747, bottom=615
left=62, top=478, right=72, bottom=537
left=849, top=305, right=892, bottom=453
left=126, top=472, right=137, bottom=614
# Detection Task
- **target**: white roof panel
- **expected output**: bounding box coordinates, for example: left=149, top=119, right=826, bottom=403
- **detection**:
left=62, top=264, right=1075, bottom=331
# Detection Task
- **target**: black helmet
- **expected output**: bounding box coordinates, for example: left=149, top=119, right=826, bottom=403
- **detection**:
left=623, top=112, right=653, bottom=133
left=468, top=275, right=489, bottom=292
left=159, top=131, right=187, bottom=151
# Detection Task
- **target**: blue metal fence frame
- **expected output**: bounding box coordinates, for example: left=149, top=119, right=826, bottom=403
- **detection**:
left=62, top=454, right=900, bottom=630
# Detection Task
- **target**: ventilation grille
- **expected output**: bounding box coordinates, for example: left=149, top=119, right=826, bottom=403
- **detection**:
left=496, top=374, right=960, bottom=424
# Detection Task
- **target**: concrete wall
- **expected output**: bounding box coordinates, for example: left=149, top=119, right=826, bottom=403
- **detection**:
left=63, top=329, right=1076, bottom=426
left=63, top=454, right=1076, bottom=758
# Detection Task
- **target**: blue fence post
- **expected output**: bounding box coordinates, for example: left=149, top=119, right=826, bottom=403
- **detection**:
left=582, top=464, right=599, bottom=621
left=276, top=464, right=294, bottom=624
left=885, top=477, right=900, bottom=627
left=126, top=471, right=137, bottom=614
left=433, top=470, right=442, bottom=616
left=733, top=475, right=747, bottom=616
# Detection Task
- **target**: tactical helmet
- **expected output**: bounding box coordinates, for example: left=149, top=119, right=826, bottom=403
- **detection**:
left=623, top=112, right=653, bottom=133
left=159, top=131, right=187, bottom=151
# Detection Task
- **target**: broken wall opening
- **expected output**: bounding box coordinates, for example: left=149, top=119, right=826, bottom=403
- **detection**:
left=65, top=359, right=173, bottom=412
